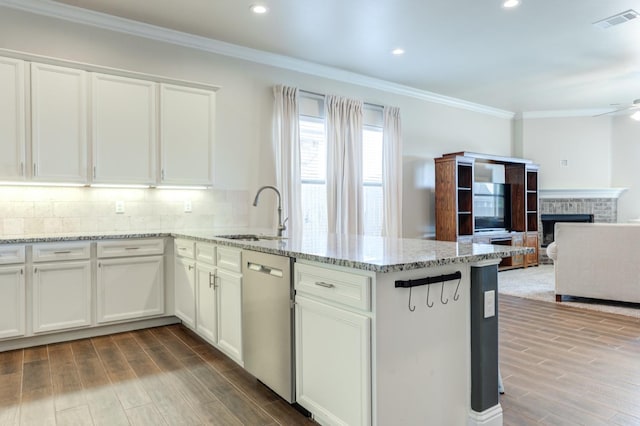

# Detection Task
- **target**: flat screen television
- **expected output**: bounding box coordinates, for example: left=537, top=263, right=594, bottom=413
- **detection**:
left=474, top=183, right=511, bottom=231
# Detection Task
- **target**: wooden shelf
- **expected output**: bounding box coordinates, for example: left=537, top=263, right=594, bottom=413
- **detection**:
left=435, top=153, right=540, bottom=269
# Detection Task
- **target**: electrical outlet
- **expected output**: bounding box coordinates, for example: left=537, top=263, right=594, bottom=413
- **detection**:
left=184, top=200, right=192, bottom=213
left=115, top=200, right=125, bottom=214
left=560, top=159, right=568, bottom=167
left=484, top=290, right=495, bottom=318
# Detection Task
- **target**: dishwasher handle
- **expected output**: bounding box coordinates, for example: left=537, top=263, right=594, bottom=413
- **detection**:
left=247, top=262, right=284, bottom=278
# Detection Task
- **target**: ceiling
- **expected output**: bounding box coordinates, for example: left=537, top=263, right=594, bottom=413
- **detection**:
left=38, top=0, right=640, bottom=114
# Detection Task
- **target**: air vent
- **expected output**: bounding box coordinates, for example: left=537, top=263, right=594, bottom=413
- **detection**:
left=593, top=9, right=639, bottom=29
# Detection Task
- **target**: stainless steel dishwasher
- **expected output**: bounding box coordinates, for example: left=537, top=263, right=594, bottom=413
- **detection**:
left=242, top=250, right=294, bottom=403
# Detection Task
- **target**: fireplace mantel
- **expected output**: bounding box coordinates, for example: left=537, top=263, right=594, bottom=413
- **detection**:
left=539, top=188, right=627, bottom=199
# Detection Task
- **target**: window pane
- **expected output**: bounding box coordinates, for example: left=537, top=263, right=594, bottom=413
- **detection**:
left=301, top=182, right=327, bottom=237
left=300, top=113, right=327, bottom=235
left=363, top=126, right=383, bottom=236
left=363, top=185, right=383, bottom=236
left=300, top=116, right=326, bottom=182
left=363, top=127, right=382, bottom=184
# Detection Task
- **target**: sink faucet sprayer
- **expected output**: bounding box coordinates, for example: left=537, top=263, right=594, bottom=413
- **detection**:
left=252, top=186, right=288, bottom=237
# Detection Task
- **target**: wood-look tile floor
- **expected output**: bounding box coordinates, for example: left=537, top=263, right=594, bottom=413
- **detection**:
left=1, top=295, right=638, bottom=425
left=0, top=324, right=314, bottom=425
left=500, top=294, right=640, bottom=426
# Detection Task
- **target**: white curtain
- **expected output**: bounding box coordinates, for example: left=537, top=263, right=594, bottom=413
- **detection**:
left=326, top=95, right=364, bottom=236
left=272, top=85, right=301, bottom=239
left=382, top=106, right=403, bottom=237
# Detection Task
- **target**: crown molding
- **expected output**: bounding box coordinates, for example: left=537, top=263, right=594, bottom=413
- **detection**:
left=520, top=109, right=614, bottom=119
left=0, top=0, right=515, bottom=119
left=539, top=188, right=627, bottom=199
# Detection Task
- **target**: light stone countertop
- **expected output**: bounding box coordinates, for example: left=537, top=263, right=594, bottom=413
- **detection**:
left=0, top=230, right=533, bottom=273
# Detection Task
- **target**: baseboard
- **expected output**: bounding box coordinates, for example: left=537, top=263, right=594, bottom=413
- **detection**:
left=0, top=316, right=181, bottom=352
left=468, top=404, right=503, bottom=426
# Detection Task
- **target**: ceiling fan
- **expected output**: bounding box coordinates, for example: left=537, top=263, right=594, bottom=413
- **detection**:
left=594, top=99, right=640, bottom=119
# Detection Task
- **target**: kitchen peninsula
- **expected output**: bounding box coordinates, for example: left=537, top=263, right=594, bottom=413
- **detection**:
left=0, top=231, right=530, bottom=426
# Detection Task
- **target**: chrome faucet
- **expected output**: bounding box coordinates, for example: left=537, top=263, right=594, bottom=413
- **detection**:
left=252, top=185, right=288, bottom=237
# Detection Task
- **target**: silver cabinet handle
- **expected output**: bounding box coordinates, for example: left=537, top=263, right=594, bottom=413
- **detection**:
left=34, top=267, right=38, bottom=273
left=53, top=250, right=72, bottom=254
left=315, top=281, right=335, bottom=289
left=20, top=162, right=24, bottom=176
left=33, top=163, right=37, bottom=176
left=125, top=247, right=140, bottom=250
left=93, top=166, right=96, bottom=179
left=188, top=264, right=194, bottom=271
left=209, top=272, right=216, bottom=288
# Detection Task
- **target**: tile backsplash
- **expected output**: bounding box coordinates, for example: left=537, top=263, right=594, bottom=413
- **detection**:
left=0, top=186, right=250, bottom=236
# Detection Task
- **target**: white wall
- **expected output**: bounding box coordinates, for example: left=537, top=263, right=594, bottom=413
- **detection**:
left=0, top=6, right=513, bottom=238
left=611, top=116, right=640, bottom=222
left=520, top=116, right=612, bottom=189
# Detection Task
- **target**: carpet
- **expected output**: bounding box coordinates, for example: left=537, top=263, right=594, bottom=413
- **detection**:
left=498, top=264, right=640, bottom=319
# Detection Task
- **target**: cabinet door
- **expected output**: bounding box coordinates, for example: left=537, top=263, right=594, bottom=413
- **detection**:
left=0, top=57, right=26, bottom=180
left=92, top=73, right=157, bottom=184
left=0, top=265, right=25, bottom=339
left=295, top=295, right=371, bottom=426
left=31, top=63, right=87, bottom=183
left=196, top=262, right=217, bottom=344
left=160, top=84, right=215, bottom=185
left=175, top=257, right=196, bottom=328
left=216, top=268, right=242, bottom=363
left=32, top=261, right=91, bottom=333
left=97, top=256, right=164, bottom=323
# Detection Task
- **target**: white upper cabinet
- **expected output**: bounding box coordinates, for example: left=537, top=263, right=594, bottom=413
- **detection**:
left=160, top=84, right=215, bottom=185
left=0, top=57, right=26, bottom=181
left=31, top=63, right=88, bottom=183
left=92, top=73, right=157, bottom=185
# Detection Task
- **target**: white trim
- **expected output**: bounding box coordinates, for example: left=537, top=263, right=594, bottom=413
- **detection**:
left=0, top=0, right=515, bottom=119
left=468, top=404, right=503, bottom=426
left=539, top=188, right=627, bottom=199
left=521, top=109, right=614, bottom=119
left=470, top=258, right=502, bottom=268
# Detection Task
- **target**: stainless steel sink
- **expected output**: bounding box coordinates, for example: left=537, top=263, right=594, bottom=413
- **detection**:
left=215, top=234, right=285, bottom=242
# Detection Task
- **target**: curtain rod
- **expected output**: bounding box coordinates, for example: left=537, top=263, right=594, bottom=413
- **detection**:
left=299, top=89, right=384, bottom=110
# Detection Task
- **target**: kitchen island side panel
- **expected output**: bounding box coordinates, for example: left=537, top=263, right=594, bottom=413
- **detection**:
left=374, top=264, right=471, bottom=426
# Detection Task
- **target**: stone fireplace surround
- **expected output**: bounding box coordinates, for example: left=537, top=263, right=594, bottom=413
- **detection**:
left=537, top=188, right=626, bottom=264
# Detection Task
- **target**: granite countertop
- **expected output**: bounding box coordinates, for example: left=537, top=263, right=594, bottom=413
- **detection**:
left=0, top=230, right=533, bottom=273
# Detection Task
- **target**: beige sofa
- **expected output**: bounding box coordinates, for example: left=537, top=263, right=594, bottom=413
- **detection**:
left=547, top=223, right=640, bottom=303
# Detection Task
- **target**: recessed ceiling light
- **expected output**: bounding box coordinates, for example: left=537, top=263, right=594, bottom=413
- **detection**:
left=250, top=4, right=268, bottom=14
left=503, top=0, right=520, bottom=8
left=391, top=48, right=405, bottom=56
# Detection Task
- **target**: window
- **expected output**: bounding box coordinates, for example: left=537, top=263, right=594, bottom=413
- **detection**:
left=362, top=125, right=383, bottom=236
left=300, top=115, right=328, bottom=237
left=299, top=94, right=384, bottom=236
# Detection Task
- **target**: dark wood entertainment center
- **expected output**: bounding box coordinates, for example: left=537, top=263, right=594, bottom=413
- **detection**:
left=435, top=152, right=539, bottom=269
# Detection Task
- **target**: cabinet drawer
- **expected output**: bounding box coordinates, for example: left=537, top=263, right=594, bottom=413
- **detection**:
left=217, top=246, right=242, bottom=272
left=33, top=242, right=91, bottom=262
left=195, top=242, right=216, bottom=265
left=97, top=239, right=164, bottom=258
left=175, top=239, right=195, bottom=259
left=295, top=263, right=371, bottom=311
left=0, top=245, right=25, bottom=265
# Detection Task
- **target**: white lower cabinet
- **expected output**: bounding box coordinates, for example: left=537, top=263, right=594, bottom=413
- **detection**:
left=216, top=267, right=243, bottom=363
left=175, top=253, right=197, bottom=328
left=195, top=262, right=217, bottom=344
left=96, top=239, right=165, bottom=324
left=295, top=262, right=372, bottom=426
left=97, top=256, right=164, bottom=323
left=174, top=240, right=243, bottom=365
left=0, top=264, right=25, bottom=339
left=32, top=260, right=91, bottom=333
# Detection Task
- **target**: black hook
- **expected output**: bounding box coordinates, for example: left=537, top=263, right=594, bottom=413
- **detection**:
left=426, top=284, right=434, bottom=308
left=408, top=287, right=416, bottom=312
left=440, top=281, right=449, bottom=304
left=453, top=278, right=461, bottom=301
